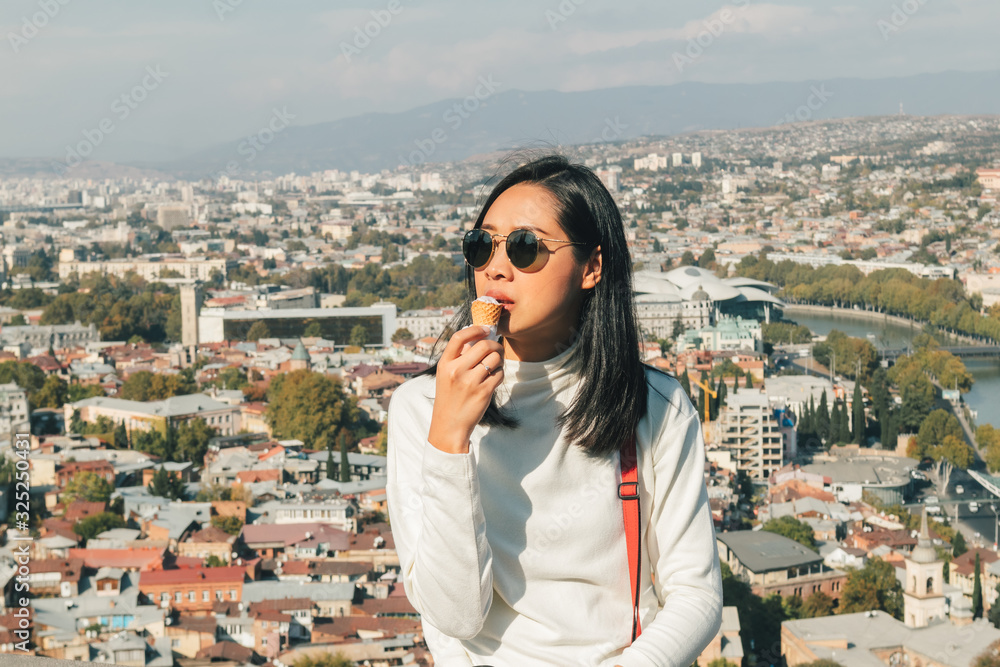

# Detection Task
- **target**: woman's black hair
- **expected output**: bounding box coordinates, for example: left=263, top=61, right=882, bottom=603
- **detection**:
left=422, top=153, right=647, bottom=458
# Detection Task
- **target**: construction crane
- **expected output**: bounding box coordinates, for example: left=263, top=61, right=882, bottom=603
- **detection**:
left=694, top=378, right=717, bottom=444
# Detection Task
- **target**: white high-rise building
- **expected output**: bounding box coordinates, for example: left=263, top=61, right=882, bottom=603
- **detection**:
left=672, top=152, right=683, bottom=167
left=691, top=152, right=702, bottom=168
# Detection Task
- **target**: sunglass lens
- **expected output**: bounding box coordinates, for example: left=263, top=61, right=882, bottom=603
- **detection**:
left=463, top=229, right=494, bottom=268
left=507, top=230, right=540, bottom=270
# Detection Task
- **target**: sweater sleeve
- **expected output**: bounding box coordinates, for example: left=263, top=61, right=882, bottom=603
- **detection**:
left=611, top=407, right=724, bottom=667
left=385, top=383, right=494, bottom=641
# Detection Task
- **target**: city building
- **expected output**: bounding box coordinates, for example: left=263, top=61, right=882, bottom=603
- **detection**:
left=197, top=303, right=397, bottom=347
left=0, top=322, right=99, bottom=350
left=782, top=611, right=1000, bottom=666
left=138, top=566, right=247, bottom=612
left=716, top=530, right=846, bottom=602
left=677, top=316, right=762, bottom=353
left=58, top=256, right=234, bottom=282
left=0, top=382, right=30, bottom=436
left=65, top=394, right=241, bottom=436
left=799, top=452, right=916, bottom=505
left=717, top=389, right=785, bottom=480
left=395, top=307, right=457, bottom=340
left=634, top=267, right=784, bottom=327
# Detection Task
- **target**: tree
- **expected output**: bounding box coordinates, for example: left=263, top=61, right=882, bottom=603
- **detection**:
left=720, top=562, right=786, bottom=665
left=33, top=375, right=68, bottom=409
left=698, top=247, right=717, bottom=268
left=266, top=370, right=358, bottom=450
left=246, top=320, right=270, bottom=342
left=916, top=409, right=964, bottom=454
left=73, top=512, right=126, bottom=542
left=953, top=531, right=968, bottom=558
left=0, top=360, right=46, bottom=406
left=852, top=381, right=865, bottom=445
left=980, top=424, right=1000, bottom=473
left=816, top=390, right=831, bottom=444
left=974, top=552, right=984, bottom=619
left=304, top=321, right=323, bottom=338
left=679, top=250, right=696, bottom=266
left=989, top=585, right=1000, bottom=628
left=176, top=418, right=215, bottom=465
left=349, top=324, right=368, bottom=348
left=762, top=516, right=817, bottom=550
left=113, top=422, right=129, bottom=449
left=147, top=466, right=186, bottom=500
left=204, top=554, right=227, bottom=567
left=800, top=591, right=835, bottom=618
left=679, top=369, right=691, bottom=398
left=339, top=431, right=351, bottom=483
left=933, top=434, right=974, bottom=494
left=211, top=515, right=244, bottom=536
left=392, top=327, right=414, bottom=342
left=838, top=557, right=904, bottom=619
left=63, top=471, right=113, bottom=504
left=745, top=372, right=753, bottom=389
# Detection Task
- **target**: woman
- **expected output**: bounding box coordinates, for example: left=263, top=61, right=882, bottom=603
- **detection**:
left=386, top=155, right=722, bottom=666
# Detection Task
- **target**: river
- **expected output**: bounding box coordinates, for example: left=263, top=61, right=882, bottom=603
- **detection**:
left=784, top=309, right=1000, bottom=429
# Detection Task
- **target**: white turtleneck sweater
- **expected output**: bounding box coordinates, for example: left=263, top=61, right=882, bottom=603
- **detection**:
left=386, top=341, right=722, bottom=666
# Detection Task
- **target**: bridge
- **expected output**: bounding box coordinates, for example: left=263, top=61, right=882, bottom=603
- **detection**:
left=879, top=345, right=1000, bottom=361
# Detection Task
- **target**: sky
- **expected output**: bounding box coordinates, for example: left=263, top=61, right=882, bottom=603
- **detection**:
left=2, top=0, right=999, bottom=163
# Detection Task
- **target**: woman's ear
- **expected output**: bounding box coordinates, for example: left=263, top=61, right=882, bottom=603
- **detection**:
left=581, top=245, right=602, bottom=290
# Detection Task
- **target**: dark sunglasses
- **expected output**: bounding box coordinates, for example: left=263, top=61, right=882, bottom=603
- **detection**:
left=463, top=228, right=588, bottom=272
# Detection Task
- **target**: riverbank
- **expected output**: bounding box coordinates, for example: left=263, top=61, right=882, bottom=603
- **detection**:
left=781, top=303, right=981, bottom=346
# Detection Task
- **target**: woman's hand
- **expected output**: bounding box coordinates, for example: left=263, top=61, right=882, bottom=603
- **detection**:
left=427, top=325, right=505, bottom=454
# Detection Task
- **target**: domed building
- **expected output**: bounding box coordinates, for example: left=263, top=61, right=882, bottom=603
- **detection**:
left=633, top=266, right=784, bottom=339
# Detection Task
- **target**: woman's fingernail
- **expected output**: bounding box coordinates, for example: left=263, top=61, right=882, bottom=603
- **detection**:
left=481, top=326, right=492, bottom=333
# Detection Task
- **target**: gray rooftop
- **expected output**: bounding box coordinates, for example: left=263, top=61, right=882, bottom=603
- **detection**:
left=716, top=530, right=822, bottom=573
left=69, top=393, right=236, bottom=418
left=783, top=611, right=1000, bottom=667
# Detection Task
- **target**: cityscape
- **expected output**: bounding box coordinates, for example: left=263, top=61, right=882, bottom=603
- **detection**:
left=0, top=111, right=998, bottom=665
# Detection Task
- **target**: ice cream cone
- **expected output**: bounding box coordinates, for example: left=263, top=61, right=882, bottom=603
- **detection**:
left=471, top=296, right=503, bottom=327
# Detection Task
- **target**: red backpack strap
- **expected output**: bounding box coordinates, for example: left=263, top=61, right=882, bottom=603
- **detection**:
left=619, top=432, right=641, bottom=642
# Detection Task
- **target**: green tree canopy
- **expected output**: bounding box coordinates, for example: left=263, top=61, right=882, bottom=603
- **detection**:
left=147, top=466, right=186, bottom=500
left=800, top=591, right=835, bottom=618
left=119, top=370, right=196, bottom=402
left=73, top=512, right=126, bottom=542
left=246, top=320, right=270, bottom=342
left=266, top=370, right=359, bottom=450
left=63, top=471, right=114, bottom=504
left=762, top=516, right=817, bottom=550
left=838, top=557, right=904, bottom=619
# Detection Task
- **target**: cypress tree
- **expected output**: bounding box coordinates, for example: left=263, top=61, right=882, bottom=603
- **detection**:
left=853, top=382, right=866, bottom=445
left=817, top=390, right=831, bottom=443
left=974, top=552, right=984, bottom=619
left=339, top=431, right=351, bottom=483
left=326, top=443, right=335, bottom=480
left=745, top=372, right=753, bottom=389
left=680, top=369, right=691, bottom=398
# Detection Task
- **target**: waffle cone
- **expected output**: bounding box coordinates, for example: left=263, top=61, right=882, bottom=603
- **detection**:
left=471, top=299, right=503, bottom=327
